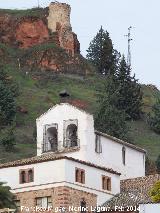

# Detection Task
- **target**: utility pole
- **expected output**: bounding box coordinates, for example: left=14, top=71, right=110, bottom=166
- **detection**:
left=125, top=26, right=133, bottom=68
left=38, top=0, right=40, bottom=8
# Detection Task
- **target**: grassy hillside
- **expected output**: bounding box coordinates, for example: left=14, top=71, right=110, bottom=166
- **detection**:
left=0, top=6, right=159, bottom=163
left=0, top=66, right=160, bottom=163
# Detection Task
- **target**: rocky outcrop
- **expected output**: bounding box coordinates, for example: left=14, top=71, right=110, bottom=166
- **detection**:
left=0, top=2, right=80, bottom=55
left=0, top=3, right=86, bottom=74
left=15, top=18, right=49, bottom=48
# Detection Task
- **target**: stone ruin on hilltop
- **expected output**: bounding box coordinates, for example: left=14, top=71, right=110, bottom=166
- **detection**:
left=0, top=2, right=80, bottom=56
left=0, top=2, right=93, bottom=74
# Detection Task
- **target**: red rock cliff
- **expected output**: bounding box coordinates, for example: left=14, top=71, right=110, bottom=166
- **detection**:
left=0, top=3, right=80, bottom=56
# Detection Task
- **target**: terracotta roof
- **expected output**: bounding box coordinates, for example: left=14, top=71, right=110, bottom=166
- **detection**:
left=102, top=190, right=150, bottom=209
left=95, top=131, right=146, bottom=154
left=0, top=154, right=121, bottom=175
left=103, top=174, right=160, bottom=208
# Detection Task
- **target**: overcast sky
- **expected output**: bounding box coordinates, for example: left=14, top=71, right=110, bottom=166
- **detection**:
left=0, top=0, right=160, bottom=88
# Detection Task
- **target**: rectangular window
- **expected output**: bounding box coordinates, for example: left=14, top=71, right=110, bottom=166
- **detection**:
left=75, top=168, right=85, bottom=184
left=19, top=168, right=34, bottom=184
left=36, top=197, right=52, bottom=208
left=102, top=175, right=111, bottom=191
left=95, top=134, right=102, bottom=153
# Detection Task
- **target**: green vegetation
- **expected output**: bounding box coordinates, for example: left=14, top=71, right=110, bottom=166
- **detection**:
left=148, top=98, right=160, bottom=134
left=117, top=56, right=142, bottom=120
left=0, top=127, right=16, bottom=152
left=0, top=7, right=45, bottom=18
left=0, top=65, right=159, bottom=163
left=0, top=65, right=19, bottom=152
left=95, top=74, right=129, bottom=140
left=0, top=81, right=16, bottom=125
left=87, top=28, right=142, bottom=141
left=150, top=181, right=160, bottom=203
left=86, top=26, right=120, bottom=75
left=145, top=157, right=157, bottom=175
left=0, top=182, right=15, bottom=208
left=0, top=12, right=159, bottom=164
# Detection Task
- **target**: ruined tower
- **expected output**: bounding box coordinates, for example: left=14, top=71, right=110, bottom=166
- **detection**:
left=47, top=2, right=80, bottom=56
left=48, top=2, right=72, bottom=32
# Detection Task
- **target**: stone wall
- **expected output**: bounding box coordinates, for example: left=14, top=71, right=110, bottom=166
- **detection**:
left=15, top=186, right=97, bottom=213
left=47, top=2, right=71, bottom=33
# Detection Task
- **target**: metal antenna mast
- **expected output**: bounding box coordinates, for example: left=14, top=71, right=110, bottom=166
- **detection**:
left=125, top=26, right=133, bottom=68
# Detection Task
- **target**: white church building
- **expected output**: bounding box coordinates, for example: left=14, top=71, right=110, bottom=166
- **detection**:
left=0, top=101, right=146, bottom=210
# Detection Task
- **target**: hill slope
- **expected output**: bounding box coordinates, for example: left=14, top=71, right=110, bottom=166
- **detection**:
left=0, top=67, right=160, bottom=163
left=0, top=7, right=159, bottom=164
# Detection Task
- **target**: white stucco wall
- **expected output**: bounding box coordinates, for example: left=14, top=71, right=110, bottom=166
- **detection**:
left=36, top=103, right=145, bottom=180
left=139, top=204, right=160, bottom=213
left=84, top=135, right=146, bottom=180
left=64, top=160, right=120, bottom=205
left=0, top=158, right=120, bottom=205
left=0, top=159, right=65, bottom=190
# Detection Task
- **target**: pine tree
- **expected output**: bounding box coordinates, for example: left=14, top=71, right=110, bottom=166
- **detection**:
left=156, top=155, right=160, bottom=173
left=0, top=65, right=17, bottom=151
left=148, top=98, right=160, bottom=134
left=0, top=65, right=18, bottom=126
left=116, top=55, right=142, bottom=120
left=0, top=81, right=16, bottom=126
left=86, top=26, right=120, bottom=75
left=95, top=75, right=129, bottom=140
left=0, top=127, right=16, bottom=151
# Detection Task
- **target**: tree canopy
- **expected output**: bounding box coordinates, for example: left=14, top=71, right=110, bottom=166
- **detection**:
left=0, top=65, right=18, bottom=151
left=116, top=55, right=142, bottom=120
left=86, top=26, right=120, bottom=75
left=95, top=74, right=129, bottom=140
left=0, top=182, right=15, bottom=209
left=150, top=181, right=160, bottom=203
left=0, top=65, right=18, bottom=126
left=148, top=98, right=160, bottom=134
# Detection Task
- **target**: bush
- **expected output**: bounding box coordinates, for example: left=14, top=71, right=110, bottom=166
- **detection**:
left=148, top=98, right=160, bottom=134
left=145, top=156, right=157, bottom=175
left=150, top=181, right=160, bottom=203
left=0, top=127, right=16, bottom=151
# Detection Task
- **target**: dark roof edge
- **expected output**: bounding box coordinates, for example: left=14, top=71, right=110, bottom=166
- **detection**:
left=0, top=156, right=121, bottom=176
left=95, top=131, right=146, bottom=154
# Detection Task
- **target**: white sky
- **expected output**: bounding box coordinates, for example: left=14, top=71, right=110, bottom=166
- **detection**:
left=0, top=0, right=160, bottom=88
